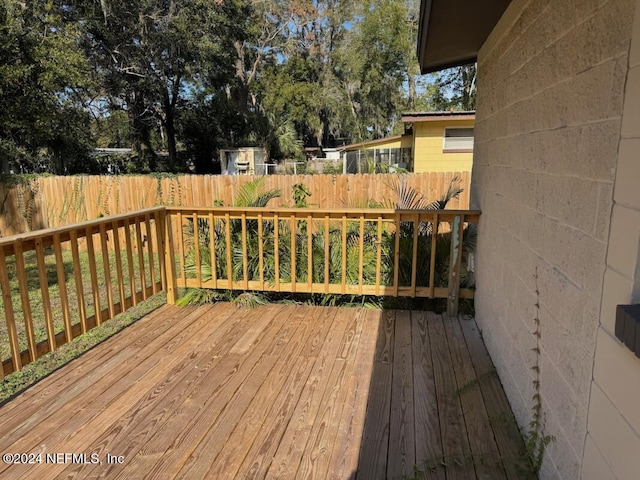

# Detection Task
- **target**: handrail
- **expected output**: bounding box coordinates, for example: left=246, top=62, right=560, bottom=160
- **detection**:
left=0, top=207, right=166, bottom=255
left=165, top=207, right=479, bottom=315
left=1, top=204, right=480, bottom=379
left=166, top=205, right=481, bottom=218
left=0, top=208, right=166, bottom=377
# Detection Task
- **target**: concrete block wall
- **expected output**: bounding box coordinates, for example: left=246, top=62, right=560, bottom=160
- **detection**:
left=472, top=0, right=636, bottom=477
left=583, top=2, right=640, bottom=478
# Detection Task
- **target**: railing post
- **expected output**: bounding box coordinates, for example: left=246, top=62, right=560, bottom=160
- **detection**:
left=160, top=209, right=178, bottom=304
left=447, top=214, right=465, bottom=317
left=0, top=247, right=21, bottom=373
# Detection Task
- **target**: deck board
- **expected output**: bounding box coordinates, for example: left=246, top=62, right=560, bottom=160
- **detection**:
left=411, top=310, right=445, bottom=480
left=356, top=310, right=395, bottom=480
left=387, top=310, right=415, bottom=480
left=459, top=317, right=526, bottom=480
left=236, top=307, right=337, bottom=480
left=37, top=304, right=241, bottom=480
left=0, top=304, right=219, bottom=478
left=117, top=305, right=289, bottom=480
left=264, top=308, right=348, bottom=480
left=445, top=317, right=506, bottom=479
left=427, top=312, right=475, bottom=480
left=294, top=309, right=365, bottom=480
left=0, top=303, right=525, bottom=480
left=0, top=304, right=183, bottom=433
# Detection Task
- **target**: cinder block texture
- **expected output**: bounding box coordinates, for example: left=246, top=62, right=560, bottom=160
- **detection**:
left=587, top=384, right=640, bottom=480
left=593, top=330, right=640, bottom=434
left=581, top=436, right=616, bottom=480
left=472, top=0, right=637, bottom=478
left=614, top=138, right=640, bottom=210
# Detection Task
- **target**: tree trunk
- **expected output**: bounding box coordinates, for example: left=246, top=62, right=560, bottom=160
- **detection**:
left=461, top=64, right=477, bottom=110
left=163, top=89, right=177, bottom=171
left=408, top=73, right=416, bottom=109
left=234, top=41, right=249, bottom=115
left=128, top=91, right=157, bottom=171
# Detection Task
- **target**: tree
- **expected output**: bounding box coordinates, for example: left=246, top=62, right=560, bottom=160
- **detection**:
left=74, top=0, right=249, bottom=170
left=347, top=0, right=412, bottom=138
left=254, top=0, right=414, bottom=147
left=414, top=64, right=477, bottom=112
left=0, top=0, right=93, bottom=173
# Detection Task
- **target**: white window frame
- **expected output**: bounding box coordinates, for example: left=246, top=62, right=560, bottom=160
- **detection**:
left=443, top=127, right=474, bottom=152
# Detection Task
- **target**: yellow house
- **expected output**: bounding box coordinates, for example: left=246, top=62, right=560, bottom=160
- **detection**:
left=402, top=111, right=475, bottom=173
left=338, top=111, right=475, bottom=173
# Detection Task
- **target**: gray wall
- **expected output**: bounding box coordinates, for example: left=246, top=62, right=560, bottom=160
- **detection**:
left=583, top=1, right=640, bottom=478
left=471, top=0, right=637, bottom=477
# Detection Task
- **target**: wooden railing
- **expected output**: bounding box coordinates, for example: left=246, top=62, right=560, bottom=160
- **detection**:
left=0, top=205, right=480, bottom=378
left=0, top=207, right=166, bottom=377
left=165, top=207, right=480, bottom=314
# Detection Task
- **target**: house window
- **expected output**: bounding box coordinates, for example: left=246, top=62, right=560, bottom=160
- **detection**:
left=443, top=128, right=474, bottom=152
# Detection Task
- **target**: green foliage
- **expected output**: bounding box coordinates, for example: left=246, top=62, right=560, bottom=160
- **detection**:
left=292, top=183, right=311, bottom=208
left=234, top=177, right=281, bottom=208
left=525, top=267, right=555, bottom=474
left=0, top=0, right=471, bottom=173
left=0, top=0, right=93, bottom=174
left=322, top=162, right=343, bottom=174
left=414, top=64, right=477, bottom=112
left=231, top=292, right=268, bottom=309
left=73, top=0, right=249, bottom=170
left=177, top=178, right=476, bottom=311
left=254, top=0, right=418, bottom=148
left=346, top=0, right=413, bottom=138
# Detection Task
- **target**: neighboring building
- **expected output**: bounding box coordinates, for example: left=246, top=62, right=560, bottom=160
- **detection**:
left=418, top=0, right=640, bottom=479
left=403, top=111, right=475, bottom=172
left=339, top=134, right=413, bottom=173
left=219, top=147, right=269, bottom=175
left=338, top=112, right=475, bottom=173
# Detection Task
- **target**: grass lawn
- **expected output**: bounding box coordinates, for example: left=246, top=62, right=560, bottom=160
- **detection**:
left=1, top=236, right=163, bottom=373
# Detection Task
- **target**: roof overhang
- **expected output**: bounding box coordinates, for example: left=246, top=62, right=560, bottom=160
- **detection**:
left=418, top=0, right=512, bottom=74
left=337, top=135, right=407, bottom=152
left=401, top=111, right=475, bottom=123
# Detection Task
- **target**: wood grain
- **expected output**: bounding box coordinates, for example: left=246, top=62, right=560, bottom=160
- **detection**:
left=356, top=311, right=394, bottom=479
left=411, top=311, right=445, bottom=480
left=0, top=305, right=524, bottom=480
left=387, top=310, right=415, bottom=479
left=427, top=312, right=474, bottom=479
left=445, top=317, right=506, bottom=479
left=460, top=318, right=525, bottom=480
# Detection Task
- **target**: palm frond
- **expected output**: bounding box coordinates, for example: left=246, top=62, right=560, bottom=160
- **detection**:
left=176, top=288, right=226, bottom=306
left=425, top=177, right=464, bottom=210
left=235, top=177, right=281, bottom=208
left=232, top=292, right=268, bottom=309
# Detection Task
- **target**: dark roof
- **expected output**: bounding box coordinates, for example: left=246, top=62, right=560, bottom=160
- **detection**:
left=417, top=0, right=512, bottom=73
left=401, top=111, right=476, bottom=122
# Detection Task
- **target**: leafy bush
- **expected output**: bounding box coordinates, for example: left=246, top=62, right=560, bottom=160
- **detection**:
left=177, top=177, right=476, bottom=311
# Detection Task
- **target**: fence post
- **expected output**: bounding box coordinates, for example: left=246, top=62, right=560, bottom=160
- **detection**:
left=160, top=209, right=178, bottom=304
left=447, top=214, right=465, bottom=317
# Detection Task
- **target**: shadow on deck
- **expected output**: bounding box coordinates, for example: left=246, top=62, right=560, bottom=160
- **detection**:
left=0, top=303, right=525, bottom=479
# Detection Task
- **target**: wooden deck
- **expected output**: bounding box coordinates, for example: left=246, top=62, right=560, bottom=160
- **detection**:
left=0, top=303, right=524, bottom=480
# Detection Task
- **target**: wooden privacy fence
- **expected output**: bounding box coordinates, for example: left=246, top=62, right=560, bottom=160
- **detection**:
left=0, top=172, right=471, bottom=237
left=0, top=204, right=479, bottom=378
left=0, top=207, right=166, bottom=377
left=165, top=206, right=479, bottom=314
